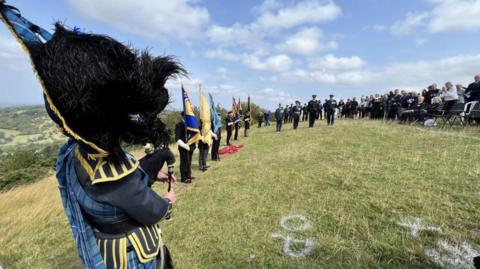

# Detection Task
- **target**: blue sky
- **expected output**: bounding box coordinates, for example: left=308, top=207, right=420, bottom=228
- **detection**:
left=1, top=0, right=480, bottom=109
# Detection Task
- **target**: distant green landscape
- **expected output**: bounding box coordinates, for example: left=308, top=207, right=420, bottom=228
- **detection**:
left=0, top=106, right=65, bottom=191
left=0, top=106, right=65, bottom=153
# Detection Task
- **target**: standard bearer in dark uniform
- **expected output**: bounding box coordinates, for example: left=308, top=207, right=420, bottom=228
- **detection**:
left=326, top=94, right=338, bottom=126
left=292, top=101, right=302, bottom=130
left=307, top=94, right=321, bottom=128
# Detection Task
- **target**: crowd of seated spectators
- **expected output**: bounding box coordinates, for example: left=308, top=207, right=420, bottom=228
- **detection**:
left=336, top=74, right=480, bottom=125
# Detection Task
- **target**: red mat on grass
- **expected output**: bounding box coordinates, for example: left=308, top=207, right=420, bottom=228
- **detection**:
left=218, top=144, right=244, bottom=155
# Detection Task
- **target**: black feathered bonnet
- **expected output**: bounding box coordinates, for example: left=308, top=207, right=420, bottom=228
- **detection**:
left=28, top=24, right=185, bottom=162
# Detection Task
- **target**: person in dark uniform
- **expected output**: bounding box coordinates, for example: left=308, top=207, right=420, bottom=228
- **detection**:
left=302, top=103, right=308, bottom=122
left=175, top=114, right=196, bottom=183
left=292, top=101, right=302, bottom=130
left=265, top=110, right=271, bottom=126
left=317, top=100, right=323, bottom=120
left=350, top=97, right=359, bottom=119
left=257, top=112, right=264, bottom=128
left=284, top=105, right=289, bottom=124
left=338, top=99, right=345, bottom=118
left=326, top=94, right=338, bottom=126
left=226, top=111, right=234, bottom=145
left=307, top=94, right=320, bottom=128
left=323, top=99, right=328, bottom=119
left=211, top=115, right=222, bottom=161
left=289, top=104, right=293, bottom=123
left=244, top=111, right=251, bottom=137
left=275, top=104, right=284, bottom=132
left=466, top=74, right=480, bottom=102
left=233, top=112, right=240, bottom=141
left=197, top=119, right=212, bottom=172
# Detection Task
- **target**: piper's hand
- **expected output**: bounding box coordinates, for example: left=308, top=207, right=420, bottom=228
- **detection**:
left=176, top=139, right=190, bottom=151
left=164, top=189, right=176, bottom=203
left=156, top=171, right=176, bottom=183
left=210, top=131, right=218, bottom=140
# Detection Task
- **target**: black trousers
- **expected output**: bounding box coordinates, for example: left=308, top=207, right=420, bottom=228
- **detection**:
left=198, top=142, right=209, bottom=169
left=179, top=146, right=194, bottom=180
left=234, top=124, right=239, bottom=140
left=302, top=112, right=308, bottom=121
left=443, top=100, right=457, bottom=114
left=318, top=110, right=323, bottom=120
left=211, top=132, right=221, bottom=160
left=244, top=122, right=250, bottom=137
left=293, top=115, right=300, bottom=129
left=327, top=111, right=335, bottom=125
left=308, top=112, right=316, bottom=127
left=276, top=120, right=283, bottom=132
left=258, top=121, right=263, bottom=128
left=227, top=127, right=233, bottom=145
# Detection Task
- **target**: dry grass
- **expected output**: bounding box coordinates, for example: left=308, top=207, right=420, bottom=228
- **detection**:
left=0, top=120, right=479, bottom=268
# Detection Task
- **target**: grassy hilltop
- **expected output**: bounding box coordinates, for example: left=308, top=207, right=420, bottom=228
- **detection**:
left=0, top=119, right=480, bottom=268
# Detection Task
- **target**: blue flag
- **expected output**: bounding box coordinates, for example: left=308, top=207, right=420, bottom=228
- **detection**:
left=208, top=93, right=222, bottom=133
left=182, top=86, right=202, bottom=145
left=0, top=4, right=52, bottom=45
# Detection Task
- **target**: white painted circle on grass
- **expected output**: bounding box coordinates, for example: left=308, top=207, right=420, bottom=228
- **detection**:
left=280, top=215, right=311, bottom=231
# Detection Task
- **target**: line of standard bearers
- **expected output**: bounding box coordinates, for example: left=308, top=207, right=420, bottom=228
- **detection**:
left=270, top=94, right=338, bottom=132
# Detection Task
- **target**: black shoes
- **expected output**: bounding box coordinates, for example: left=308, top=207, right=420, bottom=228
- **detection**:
left=181, top=179, right=192, bottom=184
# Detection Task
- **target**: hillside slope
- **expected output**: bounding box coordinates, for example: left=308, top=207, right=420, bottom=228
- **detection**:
left=0, top=120, right=479, bottom=268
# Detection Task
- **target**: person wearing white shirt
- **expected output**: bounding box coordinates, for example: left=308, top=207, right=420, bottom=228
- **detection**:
left=441, top=81, right=459, bottom=113
left=456, top=84, right=466, bottom=103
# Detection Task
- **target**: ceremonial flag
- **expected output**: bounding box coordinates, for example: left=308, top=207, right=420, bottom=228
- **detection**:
left=232, top=97, right=237, bottom=113
left=199, top=86, right=212, bottom=146
left=238, top=98, right=243, bottom=114
left=209, top=93, right=222, bottom=133
left=233, top=97, right=240, bottom=124
left=182, top=86, right=202, bottom=145
left=247, top=95, right=252, bottom=121
left=0, top=4, right=52, bottom=45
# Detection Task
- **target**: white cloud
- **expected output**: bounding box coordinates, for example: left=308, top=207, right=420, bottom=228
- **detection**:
left=373, top=24, right=387, bottom=32
left=390, top=0, right=480, bottom=37
left=0, top=37, right=29, bottom=69
left=207, top=24, right=254, bottom=46
left=205, top=49, right=293, bottom=72
left=428, top=0, right=480, bottom=32
left=251, top=88, right=293, bottom=104
left=67, top=0, right=210, bottom=41
left=243, top=54, right=293, bottom=72
left=309, top=54, right=366, bottom=71
left=206, top=0, right=341, bottom=53
left=0, top=34, right=43, bottom=104
left=204, top=49, right=242, bottom=61
left=276, top=53, right=480, bottom=91
left=277, top=27, right=337, bottom=55
left=390, top=11, right=429, bottom=36
left=254, top=0, right=342, bottom=30
left=253, top=0, right=283, bottom=14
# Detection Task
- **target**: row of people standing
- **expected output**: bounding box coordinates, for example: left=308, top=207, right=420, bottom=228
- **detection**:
left=225, top=110, right=252, bottom=145
left=175, top=112, right=222, bottom=184
left=272, top=94, right=339, bottom=132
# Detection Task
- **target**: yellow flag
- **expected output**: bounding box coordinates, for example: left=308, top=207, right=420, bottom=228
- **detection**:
left=199, top=86, right=213, bottom=146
